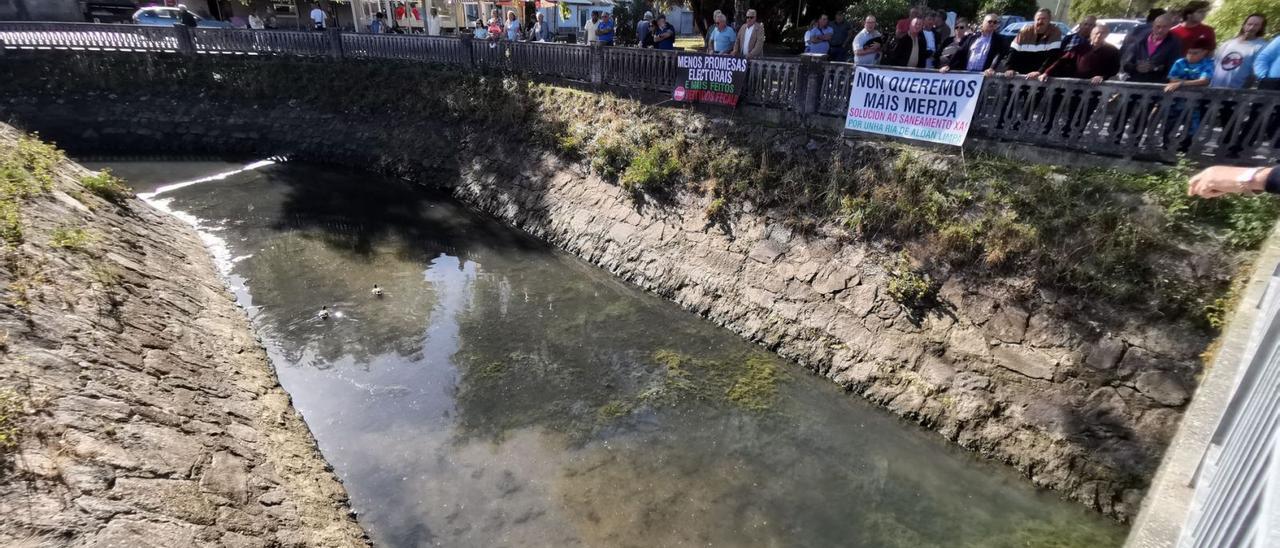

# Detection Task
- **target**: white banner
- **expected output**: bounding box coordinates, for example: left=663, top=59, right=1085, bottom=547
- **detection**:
left=844, top=66, right=984, bottom=146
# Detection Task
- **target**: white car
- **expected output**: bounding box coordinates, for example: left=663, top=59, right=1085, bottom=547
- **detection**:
left=1098, top=18, right=1142, bottom=48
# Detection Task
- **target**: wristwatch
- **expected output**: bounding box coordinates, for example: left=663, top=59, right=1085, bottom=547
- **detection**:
left=1237, top=166, right=1264, bottom=194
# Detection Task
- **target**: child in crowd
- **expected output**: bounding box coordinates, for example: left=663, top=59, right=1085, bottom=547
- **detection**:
left=1166, top=38, right=1215, bottom=92
left=1165, top=39, right=1215, bottom=148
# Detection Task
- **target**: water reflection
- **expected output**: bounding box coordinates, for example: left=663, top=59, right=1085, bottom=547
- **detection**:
left=99, top=160, right=1126, bottom=548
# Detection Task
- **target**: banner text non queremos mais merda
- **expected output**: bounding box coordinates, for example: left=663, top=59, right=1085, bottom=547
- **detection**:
left=844, top=66, right=984, bottom=146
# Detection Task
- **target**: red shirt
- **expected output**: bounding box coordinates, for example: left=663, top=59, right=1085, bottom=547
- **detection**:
left=1169, top=23, right=1216, bottom=55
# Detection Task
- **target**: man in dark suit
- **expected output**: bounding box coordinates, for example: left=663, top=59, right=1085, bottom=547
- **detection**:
left=1121, top=13, right=1182, bottom=83
left=939, top=12, right=1009, bottom=74
left=885, top=17, right=929, bottom=68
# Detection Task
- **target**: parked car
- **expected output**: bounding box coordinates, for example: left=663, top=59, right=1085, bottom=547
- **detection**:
left=998, top=15, right=1026, bottom=29
left=1097, top=18, right=1142, bottom=48
left=131, top=6, right=231, bottom=28
left=999, top=20, right=1071, bottom=38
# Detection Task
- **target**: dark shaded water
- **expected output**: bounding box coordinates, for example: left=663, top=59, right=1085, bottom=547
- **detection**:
left=92, top=159, right=1126, bottom=547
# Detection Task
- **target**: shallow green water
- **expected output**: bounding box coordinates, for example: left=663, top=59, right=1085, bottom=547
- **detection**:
left=94, top=159, right=1127, bottom=547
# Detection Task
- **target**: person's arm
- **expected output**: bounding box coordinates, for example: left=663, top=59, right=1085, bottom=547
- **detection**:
left=1255, top=37, right=1280, bottom=80
left=752, top=30, right=764, bottom=57
left=1188, top=165, right=1276, bottom=197
left=1121, top=40, right=1140, bottom=75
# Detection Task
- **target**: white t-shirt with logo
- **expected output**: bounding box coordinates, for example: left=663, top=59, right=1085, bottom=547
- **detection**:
left=1213, top=37, right=1267, bottom=89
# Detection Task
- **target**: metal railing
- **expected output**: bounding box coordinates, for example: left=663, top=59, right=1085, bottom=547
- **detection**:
left=3, top=21, right=1279, bottom=164
left=1174, top=262, right=1280, bottom=547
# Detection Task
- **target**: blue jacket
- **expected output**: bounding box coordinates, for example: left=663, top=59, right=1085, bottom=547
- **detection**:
left=1254, top=36, right=1280, bottom=80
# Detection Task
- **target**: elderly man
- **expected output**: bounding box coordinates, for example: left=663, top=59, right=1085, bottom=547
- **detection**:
left=886, top=17, right=928, bottom=67
left=637, top=11, right=654, bottom=48
left=1033, top=25, right=1119, bottom=82
left=732, top=9, right=765, bottom=58
left=707, top=12, right=736, bottom=54
left=1062, top=15, right=1096, bottom=50
left=596, top=12, right=615, bottom=45
left=853, top=15, right=882, bottom=65
left=940, top=13, right=1008, bottom=75
left=1004, top=8, right=1063, bottom=75
left=1122, top=13, right=1181, bottom=83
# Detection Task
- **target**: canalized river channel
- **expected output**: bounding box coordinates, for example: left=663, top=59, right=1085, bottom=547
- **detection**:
left=92, top=159, right=1127, bottom=547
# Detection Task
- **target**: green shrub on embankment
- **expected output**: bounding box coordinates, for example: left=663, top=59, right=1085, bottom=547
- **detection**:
left=0, top=135, right=62, bottom=246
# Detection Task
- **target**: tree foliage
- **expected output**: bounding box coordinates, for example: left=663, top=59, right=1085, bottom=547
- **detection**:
left=1069, top=0, right=1132, bottom=20
left=980, top=0, right=1040, bottom=18
left=843, top=0, right=911, bottom=28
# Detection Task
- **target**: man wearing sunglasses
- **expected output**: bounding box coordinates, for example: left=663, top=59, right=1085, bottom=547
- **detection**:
left=939, top=13, right=1010, bottom=75
left=732, top=9, right=766, bottom=58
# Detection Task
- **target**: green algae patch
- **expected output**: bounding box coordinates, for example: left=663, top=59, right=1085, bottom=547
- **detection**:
left=725, top=354, right=787, bottom=413
left=596, top=399, right=633, bottom=421
left=473, top=360, right=508, bottom=382
left=644, top=349, right=790, bottom=413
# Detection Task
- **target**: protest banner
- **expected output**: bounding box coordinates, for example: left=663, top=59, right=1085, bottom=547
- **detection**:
left=673, top=54, right=748, bottom=107
left=844, top=66, right=984, bottom=146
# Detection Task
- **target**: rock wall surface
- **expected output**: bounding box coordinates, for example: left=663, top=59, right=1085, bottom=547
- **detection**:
left=0, top=123, right=368, bottom=546
left=0, top=52, right=1214, bottom=520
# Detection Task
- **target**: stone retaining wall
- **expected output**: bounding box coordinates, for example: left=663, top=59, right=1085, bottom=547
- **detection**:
left=0, top=123, right=368, bottom=546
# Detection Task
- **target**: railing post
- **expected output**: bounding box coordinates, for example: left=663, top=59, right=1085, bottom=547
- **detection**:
left=794, top=53, right=825, bottom=116
left=590, top=42, right=604, bottom=86
left=327, top=27, right=344, bottom=59
left=459, top=34, right=474, bottom=68
left=172, top=24, right=195, bottom=56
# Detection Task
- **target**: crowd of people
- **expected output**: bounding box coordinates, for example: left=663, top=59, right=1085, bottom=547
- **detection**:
left=200, top=0, right=1280, bottom=94
left=819, top=2, right=1278, bottom=92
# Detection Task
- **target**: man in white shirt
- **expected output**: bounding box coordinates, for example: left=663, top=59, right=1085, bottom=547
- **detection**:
left=853, top=15, right=882, bottom=65
left=584, top=11, right=598, bottom=43
left=310, top=3, right=326, bottom=30
left=427, top=8, right=442, bottom=36
left=732, top=9, right=763, bottom=58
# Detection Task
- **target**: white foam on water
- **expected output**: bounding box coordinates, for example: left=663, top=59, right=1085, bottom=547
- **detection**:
left=137, top=158, right=277, bottom=200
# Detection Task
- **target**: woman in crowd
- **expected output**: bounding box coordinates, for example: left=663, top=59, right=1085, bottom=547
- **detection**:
left=504, top=11, right=521, bottom=41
